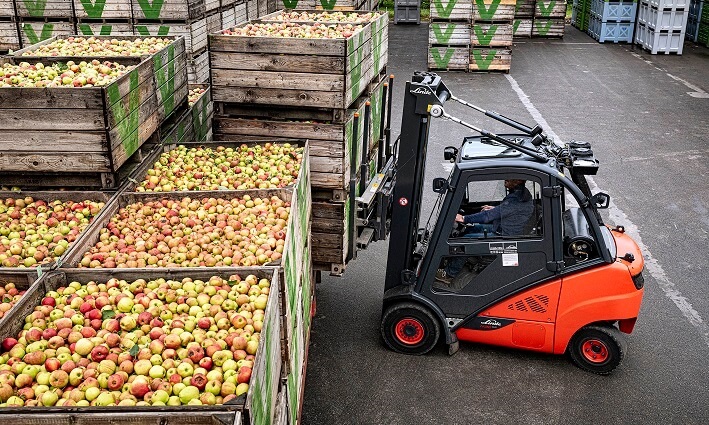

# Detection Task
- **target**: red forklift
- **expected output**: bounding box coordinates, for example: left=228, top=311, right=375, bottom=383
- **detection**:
left=356, top=72, right=644, bottom=374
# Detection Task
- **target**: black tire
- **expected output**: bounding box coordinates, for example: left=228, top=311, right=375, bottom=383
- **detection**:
left=381, top=302, right=441, bottom=355
left=568, top=325, right=627, bottom=375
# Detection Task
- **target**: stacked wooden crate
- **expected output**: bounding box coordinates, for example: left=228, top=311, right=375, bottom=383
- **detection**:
left=209, top=10, right=388, bottom=274
left=428, top=0, right=472, bottom=70
left=636, top=0, right=690, bottom=53
left=514, top=0, right=536, bottom=37
left=471, top=0, right=515, bottom=72
left=572, top=0, right=593, bottom=30
left=533, top=0, right=567, bottom=37
left=588, top=0, right=637, bottom=43
left=15, top=0, right=75, bottom=47
left=0, top=1, right=19, bottom=53
left=73, top=0, right=134, bottom=37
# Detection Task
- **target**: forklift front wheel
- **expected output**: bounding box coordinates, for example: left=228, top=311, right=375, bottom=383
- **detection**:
left=381, top=302, right=441, bottom=355
left=568, top=325, right=627, bottom=375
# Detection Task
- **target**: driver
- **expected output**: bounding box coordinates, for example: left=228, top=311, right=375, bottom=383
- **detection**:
left=437, top=179, right=534, bottom=283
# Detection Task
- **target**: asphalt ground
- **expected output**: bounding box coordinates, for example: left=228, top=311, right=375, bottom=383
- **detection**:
left=303, top=23, right=709, bottom=425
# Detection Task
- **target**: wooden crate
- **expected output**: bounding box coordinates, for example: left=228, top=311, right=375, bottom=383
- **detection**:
left=315, top=0, right=367, bottom=9
left=246, top=0, right=258, bottom=19
left=0, top=58, right=160, bottom=175
left=73, top=0, right=132, bottom=19
left=471, top=22, right=513, bottom=46
left=0, top=268, right=281, bottom=425
left=0, top=2, right=16, bottom=17
left=234, top=2, right=248, bottom=25
left=515, top=0, right=536, bottom=17
left=535, top=0, right=567, bottom=19
left=76, top=22, right=135, bottom=37
left=532, top=17, right=565, bottom=37
left=206, top=9, right=222, bottom=34
left=428, top=45, right=470, bottom=70
left=132, top=0, right=207, bottom=21
left=188, top=83, right=214, bottom=142
left=258, top=0, right=269, bottom=17
left=188, top=47, right=210, bottom=83
left=19, top=21, right=74, bottom=47
left=513, top=18, right=533, bottom=37
left=472, top=0, right=516, bottom=21
left=221, top=5, right=237, bottom=29
left=134, top=19, right=208, bottom=55
left=16, top=0, right=73, bottom=19
left=209, top=12, right=388, bottom=110
left=429, top=22, right=471, bottom=46
left=0, top=21, right=20, bottom=52
left=469, top=48, right=511, bottom=72
left=430, top=0, right=472, bottom=21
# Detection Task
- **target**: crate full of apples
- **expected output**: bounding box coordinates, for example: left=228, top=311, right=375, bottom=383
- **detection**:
left=0, top=268, right=282, bottom=424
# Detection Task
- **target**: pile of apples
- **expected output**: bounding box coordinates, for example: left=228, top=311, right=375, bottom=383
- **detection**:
left=0, top=283, right=27, bottom=320
left=0, top=197, right=105, bottom=268
left=0, top=61, right=132, bottom=88
left=78, top=196, right=288, bottom=268
left=0, top=274, right=270, bottom=407
left=137, top=143, right=303, bottom=192
left=188, top=87, right=207, bottom=107
left=222, top=22, right=363, bottom=39
left=272, top=11, right=382, bottom=24
left=21, top=37, right=172, bottom=57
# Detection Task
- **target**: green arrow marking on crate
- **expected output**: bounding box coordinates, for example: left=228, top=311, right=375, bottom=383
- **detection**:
left=135, top=25, right=171, bottom=37
left=473, top=24, right=498, bottom=46
left=79, top=0, right=107, bottom=19
left=471, top=50, right=496, bottom=70
left=513, top=19, right=521, bottom=34
left=431, top=47, right=454, bottom=68
left=432, top=24, right=456, bottom=44
left=475, top=0, right=502, bottom=21
left=107, top=70, right=141, bottom=157
left=535, top=20, right=552, bottom=36
left=137, top=0, right=166, bottom=20
left=154, top=44, right=176, bottom=119
left=319, top=0, right=337, bottom=9
left=349, top=52, right=363, bottom=105
left=282, top=0, right=300, bottom=8
left=78, top=24, right=113, bottom=36
left=433, top=0, right=458, bottom=19
left=537, top=1, right=556, bottom=17
left=22, top=0, right=47, bottom=18
left=23, top=23, right=53, bottom=44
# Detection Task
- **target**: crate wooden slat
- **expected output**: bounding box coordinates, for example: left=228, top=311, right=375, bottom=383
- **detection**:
left=206, top=9, right=223, bottom=34
left=134, top=19, right=208, bottom=56
left=16, top=0, right=73, bottom=19
left=428, top=45, right=470, bottom=70
left=535, top=0, right=568, bottom=19
left=429, top=22, right=471, bottom=46
left=515, top=0, right=536, bottom=17
left=430, top=0, right=473, bottom=21
left=188, top=48, right=210, bottom=83
left=471, top=22, right=513, bottom=46
left=19, top=21, right=74, bottom=47
left=469, top=47, right=511, bottom=72
left=472, top=0, right=516, bottom=21
left=76, top=22, right=135, bottom=37
left=513, top=18, right=533, bottom=37
left=0, top=1, right=16, bottom=17
left=73, top=0, right=132, bottom=19
left=0, top=21, right=20, bottom=52
left=132, top=0, right=207, bottom=21
left=234, top=2, right=248, bottom=25
left=246, top=0, right=258, bottom=20
left=532, top=17, right=565, bottom=37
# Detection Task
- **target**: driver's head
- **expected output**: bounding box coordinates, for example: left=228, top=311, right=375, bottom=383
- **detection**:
left=504, top=179, right=525, bottom=190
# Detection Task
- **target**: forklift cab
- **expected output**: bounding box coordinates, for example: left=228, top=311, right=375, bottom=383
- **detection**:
left=379, top=74, right=644, bottom=374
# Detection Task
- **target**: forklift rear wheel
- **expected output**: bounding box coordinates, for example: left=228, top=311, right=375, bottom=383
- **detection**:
left=381, top=302, right=440, bottom=355
left=568, top=325, right=627, bottom=375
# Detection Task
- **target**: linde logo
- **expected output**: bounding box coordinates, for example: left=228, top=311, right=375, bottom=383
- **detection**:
left=411, top=87, right=431, bottom=95
left=480, top=319, right=502, bottom=327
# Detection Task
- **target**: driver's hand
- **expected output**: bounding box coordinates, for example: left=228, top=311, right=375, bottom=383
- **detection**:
left=455, top=214, right=464, bottom=223
left=481, top=205, right=494, bottom=211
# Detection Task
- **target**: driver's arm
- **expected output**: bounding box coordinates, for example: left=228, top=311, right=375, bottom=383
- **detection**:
left=461, top=207, right=499, bottom=225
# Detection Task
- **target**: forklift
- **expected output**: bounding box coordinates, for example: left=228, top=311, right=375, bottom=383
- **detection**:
left=356, top=72, right=645, bottom=375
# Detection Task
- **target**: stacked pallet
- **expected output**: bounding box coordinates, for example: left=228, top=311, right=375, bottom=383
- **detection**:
left=1, top=36, right=188, bottom=189
left=636, top=0, right=689, bottom=53
left=588, top=0, right=638, bottom=42
left=471, top=0, right=515, bottom=72
left=209, top=11, right=389, bottom=274
left=533, top=0, right=567, bottom=37
left=514, top=0, right=536, bottom=37
left=428, top=0, right=472, bottom=70
left=572, top=0, right=593, bottom=30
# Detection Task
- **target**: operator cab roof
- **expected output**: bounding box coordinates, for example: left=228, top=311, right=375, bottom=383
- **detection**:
left=459, top=134, right=547, bottom=164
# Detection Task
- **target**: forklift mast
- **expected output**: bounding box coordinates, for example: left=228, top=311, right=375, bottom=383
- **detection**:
left=384, top=73, right=451, bottom=292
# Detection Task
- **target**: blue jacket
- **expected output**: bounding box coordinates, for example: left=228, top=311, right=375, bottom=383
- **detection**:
left=463, top=185, right=534, bottom=236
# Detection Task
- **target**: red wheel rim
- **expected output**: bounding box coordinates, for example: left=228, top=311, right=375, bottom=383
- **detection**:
left=581, top=339, right=610, bottom=363
left=394, top=318, right=425, bottom=345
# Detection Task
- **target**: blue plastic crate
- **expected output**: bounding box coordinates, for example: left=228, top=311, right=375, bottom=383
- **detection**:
left=591, top=0, right=638, bottom=21
left=589, top=15, right=635, bottom=41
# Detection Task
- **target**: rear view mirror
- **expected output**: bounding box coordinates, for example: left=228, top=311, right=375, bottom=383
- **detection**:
left=591, top=192, right=610, bottom=209
left=432, top=178, right=448, bottom=194
left=443, top=146, right=458, bottom=162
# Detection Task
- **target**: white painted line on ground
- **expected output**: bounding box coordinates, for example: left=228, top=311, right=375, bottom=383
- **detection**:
left=630, top=52, right=709, bottom=98
left=504, top=73, right=709, bottom=348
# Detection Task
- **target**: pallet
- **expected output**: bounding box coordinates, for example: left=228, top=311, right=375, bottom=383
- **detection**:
left=473, top=0, right=517, bottom=21
left=429, top=22, right=471, bottom=46
left=209, top=12, right=387, bottom=110
left=428, top=45, right=470, bottom=70
left=532, top=17, right=566, bottom=37
left=469, top=48, right=511, bottom=72
left=513, top=18, right=533, bottom=37
left=471, top=22, right=514, bottom=46
left=73, top=0, right=132, bottom=20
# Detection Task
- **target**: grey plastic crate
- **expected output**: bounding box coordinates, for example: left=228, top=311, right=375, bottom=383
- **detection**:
left=395, top=3, right=421, bottom=23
